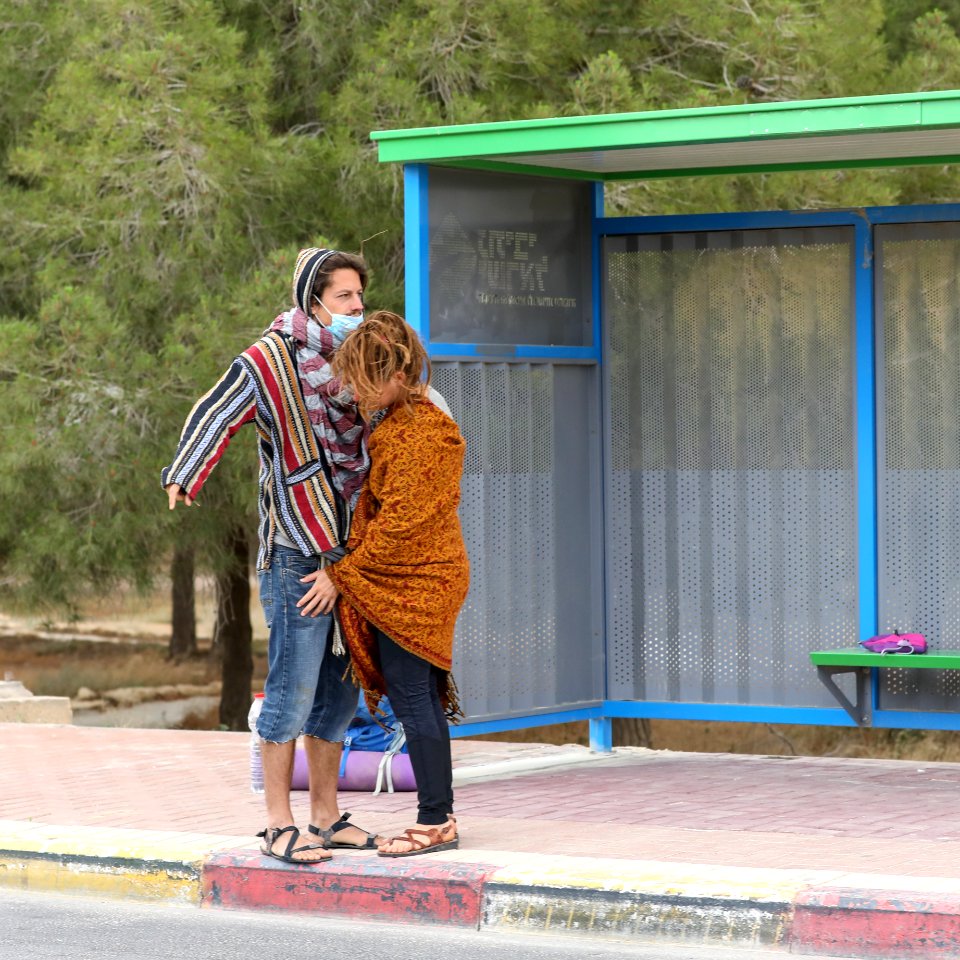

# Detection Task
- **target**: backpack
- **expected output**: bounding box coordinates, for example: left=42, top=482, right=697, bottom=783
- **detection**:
left=343, top=693, right=406, bottom=752
left=859, top=630, right=927, bottom=654
left=339, top=692, right=412, bottom=794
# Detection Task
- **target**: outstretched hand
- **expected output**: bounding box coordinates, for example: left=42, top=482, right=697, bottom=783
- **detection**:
left=297, top=568, right=339, bottom=617
left=166, top=484, right=196, bottom=510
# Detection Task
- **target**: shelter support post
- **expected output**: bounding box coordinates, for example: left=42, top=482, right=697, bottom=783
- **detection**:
left=589, top=717, right=613, bottom=753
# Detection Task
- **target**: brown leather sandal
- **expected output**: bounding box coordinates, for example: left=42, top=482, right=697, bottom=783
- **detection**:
left=377, top=821, right=459, bottom=858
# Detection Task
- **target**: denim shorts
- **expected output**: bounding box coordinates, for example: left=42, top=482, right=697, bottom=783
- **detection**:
left=255, top=546, right=358, bottom=744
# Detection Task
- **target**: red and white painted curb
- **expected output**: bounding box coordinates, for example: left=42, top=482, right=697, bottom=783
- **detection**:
left=790, top=885, right=960, bottom=959
left=200, top=847, right=960, bottom=957
left=203, top=849, right=490, bottom=926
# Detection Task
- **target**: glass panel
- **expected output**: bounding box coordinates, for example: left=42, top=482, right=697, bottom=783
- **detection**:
left=604, top=227, right=858, bottom=706
left=427, top=167, right=592, bottom=347
left=876, top=221, right=960, bottom=712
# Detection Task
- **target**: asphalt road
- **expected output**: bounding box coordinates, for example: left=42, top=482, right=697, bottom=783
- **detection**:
left=0, top=889, right=857, bottom=960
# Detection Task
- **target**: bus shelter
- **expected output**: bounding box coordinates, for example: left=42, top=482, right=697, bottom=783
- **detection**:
left=371, top=90, right=960, bottom=750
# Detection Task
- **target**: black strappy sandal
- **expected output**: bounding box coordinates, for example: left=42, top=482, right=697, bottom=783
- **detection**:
left=308, top=812, right=382, bottom=849
left=256, top=825, right=332, bottom=864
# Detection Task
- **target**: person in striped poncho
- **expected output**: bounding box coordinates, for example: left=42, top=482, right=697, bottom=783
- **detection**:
left=161, top=248, right=385, bottom=865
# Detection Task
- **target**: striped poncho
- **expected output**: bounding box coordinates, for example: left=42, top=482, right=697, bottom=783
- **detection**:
left=161, top=329, right=364, bottom=569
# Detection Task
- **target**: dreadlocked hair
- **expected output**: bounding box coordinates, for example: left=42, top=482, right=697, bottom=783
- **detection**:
left=332, top=310, right=431, bottom=419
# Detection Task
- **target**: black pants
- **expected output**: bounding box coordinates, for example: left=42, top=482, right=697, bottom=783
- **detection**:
left=376, top=629, right=453, bottom=826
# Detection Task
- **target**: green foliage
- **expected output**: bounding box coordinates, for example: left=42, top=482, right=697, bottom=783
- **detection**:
left=6, top=0, right=960, bottom=615
left=883, top=0, right=960, bottom=60
left=0, top=2, right=93, bottom=159
left=572, top=51, right=637, bottom=116
left=889, top=8, right=960, bottom=89
left=0, top=0, right=316, bottom=610
left=8, top=0, right=295, bottom=332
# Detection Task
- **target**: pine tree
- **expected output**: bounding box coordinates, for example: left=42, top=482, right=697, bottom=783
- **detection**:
left=7, top=0, right=960, bottom=742
left=0, top=0, right=318, bottom=727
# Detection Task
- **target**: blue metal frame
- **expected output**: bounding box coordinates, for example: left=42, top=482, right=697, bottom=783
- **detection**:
left=589, top=181, right=612, bottom=753
left=594, top=205, right=872, bottom=740
left=450, top=699, right=960, bottom=735
left=590, top=202, right=960, bottom=733
left=853, top=219, right=879, bottom=645
left=427, top=343, right=598, bottom=360
left=866, top=203, right=960, bottom=225
left=408, top=163, right=602, bottom=362
left=597, top=208, right=862, bottom=236
left=447, top=706, right=619, bottom=752
left=449, top=705, right=601, bottom=738
left=853, top=220, right=882, bottom=720
left=595, top=203, right=960, bottom=234
left=600, top=700, right=851, bottom=725
left=403, top=164, right=430, bottom=337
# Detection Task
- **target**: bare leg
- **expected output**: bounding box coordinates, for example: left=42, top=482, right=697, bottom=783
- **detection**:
left=261, top=739, right=329, bottom=861
left=262, top=739, right=296, bottom=826
left=304, top=736, right=383, bottom=846
left=304, top=736, right=341, bottom=826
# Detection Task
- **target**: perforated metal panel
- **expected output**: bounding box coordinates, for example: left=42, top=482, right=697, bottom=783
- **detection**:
left=433, top=361, right=604, bottom=720
left=877, top=222, right=960, bottom=712
left=604, top=229, right=858, bottom=706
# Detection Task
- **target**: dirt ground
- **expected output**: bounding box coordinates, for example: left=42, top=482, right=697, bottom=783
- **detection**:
left=4, top=584, right=960, bottom=758
left=0, top=579, right=268, bottom=730
left=477, top=717, right=960, bottom=762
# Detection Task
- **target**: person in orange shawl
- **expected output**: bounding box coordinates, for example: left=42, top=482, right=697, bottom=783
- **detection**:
left=297, top=310, right=469, bottom=857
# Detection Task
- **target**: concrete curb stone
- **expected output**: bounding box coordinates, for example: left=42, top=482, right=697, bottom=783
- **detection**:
left=5, top=822, right=960, bottom=958
left=0, top=820, right=244, bottom=905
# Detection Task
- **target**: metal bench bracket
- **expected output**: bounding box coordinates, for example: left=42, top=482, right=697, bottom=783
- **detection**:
left=816, top=665, right=873, bottom=727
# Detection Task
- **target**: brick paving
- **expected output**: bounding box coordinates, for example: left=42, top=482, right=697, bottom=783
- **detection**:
left=5, top=723, right=960, bottom=877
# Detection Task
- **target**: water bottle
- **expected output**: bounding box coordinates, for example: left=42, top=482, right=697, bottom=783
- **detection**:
left=248, top=693, right=265, bottom=794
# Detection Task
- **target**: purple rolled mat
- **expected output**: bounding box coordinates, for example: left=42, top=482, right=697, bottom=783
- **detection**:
left=291, top=747, right=416, bottom=792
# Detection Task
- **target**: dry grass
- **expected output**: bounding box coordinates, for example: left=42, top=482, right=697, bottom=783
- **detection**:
left=1, top=636, right=208, bottom=698
left=176, top=703, right=223, bottom=730
left=1, top=576, right=269, bottom=644
left=0, top=577, right=268, bottom=700
left=0, top=635, right=267, bottom=699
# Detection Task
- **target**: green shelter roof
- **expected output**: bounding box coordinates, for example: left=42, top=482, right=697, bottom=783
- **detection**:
left=371, top=90, right=960, bottom=180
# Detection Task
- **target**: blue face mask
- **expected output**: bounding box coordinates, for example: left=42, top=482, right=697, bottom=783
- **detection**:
left=316, top=298, right=363, bottom=344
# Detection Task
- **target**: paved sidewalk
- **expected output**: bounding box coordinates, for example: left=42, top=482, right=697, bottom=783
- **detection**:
left=4, top=723, right=960, bottom=957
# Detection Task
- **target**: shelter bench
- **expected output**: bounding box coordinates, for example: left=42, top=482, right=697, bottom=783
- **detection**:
left=809, top=649, right=960, bottom=727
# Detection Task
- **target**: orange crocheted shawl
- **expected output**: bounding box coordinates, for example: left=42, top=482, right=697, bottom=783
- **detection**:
left=327, top=399, right=469, bottom=717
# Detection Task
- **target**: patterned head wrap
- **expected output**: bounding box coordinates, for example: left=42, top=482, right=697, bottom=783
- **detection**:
left=292, top=247, right=337, bottom=316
